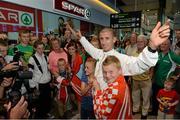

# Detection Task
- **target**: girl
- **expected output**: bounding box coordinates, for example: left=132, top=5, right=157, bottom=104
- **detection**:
left=81, top=57, right=96, bottom=119
left=66, top=41, right=83, bottom=115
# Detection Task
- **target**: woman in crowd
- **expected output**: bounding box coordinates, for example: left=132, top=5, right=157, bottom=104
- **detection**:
left=66, top=41, right=83, bottom=116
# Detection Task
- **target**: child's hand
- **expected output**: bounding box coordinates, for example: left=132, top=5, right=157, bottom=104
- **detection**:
left=92, top=77, right=100, bottom=90
left=66, top=65, right=71, bottom=72
left=53, top=72, right=59, bottom=78
left=88, top=81, right=93, bottom=88
left=162, top=102, right=169, bottom=108
left=168, top=103, right=173, bottom=107
left=89, top=75, right=96, bottom=83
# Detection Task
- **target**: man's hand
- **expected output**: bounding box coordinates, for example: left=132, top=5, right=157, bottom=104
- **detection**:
left=65, top=22, right=82, bottom=40
left=1, top=62, right=19, bottom=71
left=5, top=96, right=30, bottom=119
left=0, top=77, right=13, bottom=88
left=149, top=20, right=170, bottom=50
left=75, top=30, right=82, bottom=40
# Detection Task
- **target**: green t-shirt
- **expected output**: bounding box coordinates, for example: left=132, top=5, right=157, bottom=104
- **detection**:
left=154, top=50, right=180, bottom=87
left=8, top=44, right=34, bottom=64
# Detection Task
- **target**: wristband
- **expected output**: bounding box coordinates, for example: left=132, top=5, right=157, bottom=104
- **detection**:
left=148, top=46, right=157, bottom=53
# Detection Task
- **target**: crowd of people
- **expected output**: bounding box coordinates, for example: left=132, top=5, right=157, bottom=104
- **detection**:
left=0, top=13, right=179, bottom=119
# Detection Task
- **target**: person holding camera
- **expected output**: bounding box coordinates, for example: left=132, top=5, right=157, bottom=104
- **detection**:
left=0, top=62, right=29, bottom=119
left=28, top=41, right=52, bottom=118
left=2, top=96, right=30, bottom=119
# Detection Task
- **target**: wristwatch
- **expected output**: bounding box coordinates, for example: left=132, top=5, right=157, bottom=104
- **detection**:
left=148, top=46, right=157, bottom=53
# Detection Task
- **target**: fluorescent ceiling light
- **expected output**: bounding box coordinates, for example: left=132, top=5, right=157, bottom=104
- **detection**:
left=92, top=0, right=118, bottom=13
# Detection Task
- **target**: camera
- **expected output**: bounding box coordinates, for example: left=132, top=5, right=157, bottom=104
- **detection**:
left=8, top=89, right=39, bottom=109
left=0, top=48, right=33, bottom=84
left=0, top=47, right=33, bottom=103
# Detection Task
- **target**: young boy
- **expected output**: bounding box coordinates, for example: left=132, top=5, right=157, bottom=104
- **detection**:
left=9, top=30, right=34, bottom=93
left=93, top=56, right=132, bottom=119
left=55, top=58, right=73, bottom=118
left=157, top=77, right=179, bottom=119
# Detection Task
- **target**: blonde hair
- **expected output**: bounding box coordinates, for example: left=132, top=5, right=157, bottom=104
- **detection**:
left=103, top=56, right=121, bottom=69
left=100, top=28, right=116, bottom=37
left=19, top=30, right=29, bottom=36
left=91, top=35, right=98, bottom=42
left=165, top=76, right=177, bottom=85
left=58, top=58, right=66, bottom=63
left=85, top=57, right=96, bottom=67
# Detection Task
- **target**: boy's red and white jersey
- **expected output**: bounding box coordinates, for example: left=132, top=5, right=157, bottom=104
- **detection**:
left=93, top=76, right=132, bottom=119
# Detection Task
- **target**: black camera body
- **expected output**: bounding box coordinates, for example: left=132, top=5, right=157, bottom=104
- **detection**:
left=0, top=49, right=33, bottom=84
left=8, top=89, right=39, bottom=109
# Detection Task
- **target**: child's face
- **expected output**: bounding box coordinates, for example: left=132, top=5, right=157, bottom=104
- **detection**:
left=164, top=81, right=173, bottom=90
left=58, top=60, right=66, bottom=71
left=85, top=61, right=95, bottom=76
left=102, top=63, right=122, bottom=83
left=36, top=44, right=44, bottom=55
left=19, top=33, right=30, bottom=45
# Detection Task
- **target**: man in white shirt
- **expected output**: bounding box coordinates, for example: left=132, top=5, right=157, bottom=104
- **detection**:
left=67, top=20, right=170, bottom=90
left=28, top=41, right=51, bottom=118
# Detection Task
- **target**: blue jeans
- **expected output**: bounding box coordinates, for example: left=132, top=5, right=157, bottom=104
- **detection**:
left=81, top=108, right=95, bottom=119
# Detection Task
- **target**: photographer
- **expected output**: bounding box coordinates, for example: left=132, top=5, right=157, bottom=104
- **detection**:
left=0, top=62, right=29, bottom=119
left=0, top=62, right=19, bottom=99
left=3, top=96, right=30, bottom=119
left=0, top=77, right=13, bottom=99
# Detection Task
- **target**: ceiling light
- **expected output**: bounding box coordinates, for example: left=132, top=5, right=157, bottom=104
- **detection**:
left=92, top=0, right=118, bottom=13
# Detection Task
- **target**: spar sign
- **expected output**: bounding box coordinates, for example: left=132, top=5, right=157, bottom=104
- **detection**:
left=54, top=0, right=91, bottom=19
left=0, top=7, right=34, bottom=27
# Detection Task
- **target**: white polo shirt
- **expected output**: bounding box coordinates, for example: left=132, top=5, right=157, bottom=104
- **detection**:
left=80, top=36, right=158, bottom=90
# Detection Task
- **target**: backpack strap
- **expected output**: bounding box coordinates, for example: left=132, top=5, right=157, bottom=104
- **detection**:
left=32, top=55, right=43, bottom=74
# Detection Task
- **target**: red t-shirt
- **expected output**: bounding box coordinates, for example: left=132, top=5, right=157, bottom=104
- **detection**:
left=157, top=89, right=179, bottom=114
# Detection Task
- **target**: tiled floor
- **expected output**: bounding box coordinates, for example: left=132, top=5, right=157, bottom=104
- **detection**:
left=71, top=113, right=157, bottom=119
left=133, top=114, right=157, bottom=119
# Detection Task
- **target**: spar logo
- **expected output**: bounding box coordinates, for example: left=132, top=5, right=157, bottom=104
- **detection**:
left=54, top=0, right=91, bottom=19
left=0, top=8, right=34, bottom=27
left=62, top=1, right=91, bottom=19
left=21, top=13, right=32, bottom=25
left=84, top=9, right=91, bottom=18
